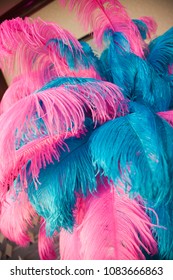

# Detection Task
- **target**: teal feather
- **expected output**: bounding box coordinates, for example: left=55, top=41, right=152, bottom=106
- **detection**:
left=105, top=33, right=171, bottom=111
left=90, top=103, right=173, bottom=205
left=147, top=27, right=173, bottom=75
left=27, top=119, right=98, bottom=235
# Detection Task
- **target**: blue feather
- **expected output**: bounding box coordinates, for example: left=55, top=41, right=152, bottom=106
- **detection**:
left=132, top=19, right=148, bottom=40
left=147, top=27, right=173, bottom=75
left=105, top=34, right=171, bottom=111
left=40, top=77, right=103, bottom=91
left=90, top=103, right=173, bottom=205
left=46, top=39, right=106, bottom=79
left=27, top=118, right=98, bottom=235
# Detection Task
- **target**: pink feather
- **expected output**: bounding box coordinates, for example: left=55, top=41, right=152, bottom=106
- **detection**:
left=0, top=131, right=81, bottom=193
left=139, top=16, right=157, bottom=39
left=0, top=188, right=35, bottom=246
left=38, top=218, right=57, bottom=260
left=0, top=81, right=125, bottom=175
left=0, top=17, right=100, bottom=84
left=158, top=111, right=173, bottom=126
left=60, top=182, right=157, bottom=260
left=61, top=0, right=144, bottom=57
left=0, top=73, right=43, bottom=114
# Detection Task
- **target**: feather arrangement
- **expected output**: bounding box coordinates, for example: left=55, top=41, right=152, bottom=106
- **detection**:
left=0, top=0, right=173, bottom=260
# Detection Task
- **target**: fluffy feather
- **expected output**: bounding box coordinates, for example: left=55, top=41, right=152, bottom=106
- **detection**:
left=27, top=119, right=97, bottom=235
left=90, top=103, right=172, bottom=205
left=102, top=34, right=171, bottom=111
left=0, top=132, right=75, bottom=194
left=0, top=17, right=100, bottom=84
left=0, top=78, right=124, bottom=173
left=61, top=0, right=144, bottom=56
left=0, top=73, right=43, bottom=114
left=60, top=182, right=157, bottom=259
left=133, top=16, right=157, bottom=40
left=38, top=218, right=57, bottom=260
left=0, top=187, right=35, bottom=246
left=147, top=27, right=173, bottom=75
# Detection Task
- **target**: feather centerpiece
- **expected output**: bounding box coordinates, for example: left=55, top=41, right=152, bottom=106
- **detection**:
left=0, top=0, right=173, bottom=260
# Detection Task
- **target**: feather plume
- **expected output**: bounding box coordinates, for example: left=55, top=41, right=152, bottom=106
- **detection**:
left=0, top=132, right=75, bottom=194
left=0, top=73, right=43, bottom=114
left=0, top=78, right=125, bottom=172
left=133, top=17, right=157, bottom=40
left=147, top=27, right=173, bottom=75
left=27, top=119, right=97, bottom=235
left=60, top=182, right=157, bottom=259
left=61, top=0, right=144, bottom=56
left=0, top=187, right=35, bottom=246
left=102, top=34, right=171, bottom=111
left=38, top=218, right=57, bottom=260
left=90, top=103, right=172, bottom=205
left=0, top=17, right=100, bottom=83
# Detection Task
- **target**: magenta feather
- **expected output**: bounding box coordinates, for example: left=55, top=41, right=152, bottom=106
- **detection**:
left=0, top=188, right=35, bottom=246
left=0, top=133, right=68, bottom=193
left=60, top=182, right=157, bottom=260
left=139, top=16, right=157, bottom=39
left=0, top=73, right=43, bottom=114
left=0, top=17, right=99, bottom=83
left=0, top=81, right=124, bottom=176
left=60, top=196, right=86, bottom=260
left=158, top=111, right=173, bottom=126
left=61, top=0, right=144, bottom=57
left=38, top=218, right=57, bottom=260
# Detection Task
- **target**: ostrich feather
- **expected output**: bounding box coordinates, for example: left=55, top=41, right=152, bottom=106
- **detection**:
left=0, top=78, right=124, bottom=172
left=61, top=0, right=144, bottom=57
left=90, top=103, right=173, bottom=205
left=0, top=187, right=35, bottom=246
left=38, top=218, right=57, bottom=260
left=27, top=119, right=97, bottom=235
left=60, top=182, right=157, bottom=260
left=103, top=33, right=171, bottom=111
left=0, top=132, right=75, bottom=194
left=0, top=17, right=100, bottom=83
left=0, top=73, right=44, bottom=114
left=133, top=16, right=157, bottom=40
left=147, top=27, right=173, bottom=75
